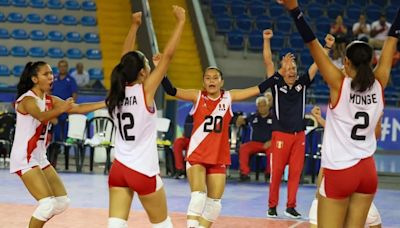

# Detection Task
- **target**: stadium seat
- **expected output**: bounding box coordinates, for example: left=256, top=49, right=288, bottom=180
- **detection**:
left=48, top=30, right=64, bottom=42
left=268, top=5, right=285, bottom=17
left=248, top=5, right=265, bottom=18
left=65, top=0, right=80, bottom=10
left=275, top=18, right=292, bottom=34
left=66, top=48, right=83, bottom=59
left=210, top=3, right=228, bottom=17
left=334, top=0, right=347, bottom=4
left=0, top=12, right=5, bottom=22
left=66, top=31, right=81, bottom=42
left=346, top=5, right=362, bottom=21
left=26, top=13, right=42, bottom=24
left=307, top=6, right=324, bottom=18
left=86, top=49, right=102, bottom=59
left=215, top=17, right=233, bottom=34
left=12, top=0, right=28, bottom=7
left=81, top=0, right=96, bottom=11
left=29, top=47, right=46, bottom=57
left=88, top=68, right=103, bottom=80
left=62, top=15, right=78, bottom=25
left=30, top=0, right=46, bottom=8
left=43, top=14, right=60, bottom=25
left=83, top=32, right=100, bottom=43
left=270, top=35, right=285, bottom=51
left=327, top=4, right=343, bottom=18
left=366, top=6, right=382, bottom=22
left=371, top=0, right=387, bottom=5
left=7, top=12, right=24, bottom=23
left=0, top=28, right=9, bottom=39
left=386, top=7, right=398, bottom=22
left=11, top=29, right=29, bottom=40
left=81, top=16, right=97, bottom=26
left=255, top=16, right=272, bottom=31
left=230, top=4, right=246, bottom=17
left=10, top=46, right=27, bottom=57
left=226, top=30, right=244, bottom=50
left=235, top=17, right=253, bottom=33
left=30, top=29, right=46, bottom=41
left=0, top=45, right=8, bottom=56
left=289, top=36, right=304, bottom=50
left=47, top=0, right=63, bottom=9
left=0, top=0, right=11, bottom=6
left=48, top=47, right=64, bottom=58
left=315, top=17, right=331, bottom=34
left=300, top=52, right=313, bottom=66
left=0, top=65, right=10, bottom=76
left=12, top=65, right=24, bottom=76
left=247, top=33, right=263, bottom=52
left=52, top=66, right=59, bottom=74
left=352, top=0, right=368, bottom=5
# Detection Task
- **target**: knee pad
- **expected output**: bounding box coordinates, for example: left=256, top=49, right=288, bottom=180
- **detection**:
left=366, top=202, right=382, bottom=226
left=32, top=197, right=57, bottom=221
left=152, top=216, right=173, bottom=228
left=201, top=197, right=222, bottom=223
left=308, top=198, right=318, bottom=225
left=53, top=195, right=70, bottom=215
left=187, top=191, right=206, bottom=216
left=108, top=217, right=128, bottom=228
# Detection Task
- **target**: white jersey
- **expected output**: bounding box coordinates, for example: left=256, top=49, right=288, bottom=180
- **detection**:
left=10, top=90, right=53, bottom=173
left=112, top=84, right=159, bottom=177
left=322, top=77, right=384, bottom=170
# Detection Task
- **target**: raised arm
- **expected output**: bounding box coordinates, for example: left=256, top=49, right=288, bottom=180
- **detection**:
left=230, top=76, right=276, bottom=101
left=144, top=5, right=186, bottom=104
left=373, top=9, right=400, bottom=88
left=52, top=96, right=106, bottom=114
left=121, top=12, right=142, bottom=57
left=310, top=106, right=326, bottom=127
left=307, top=34, right=335, bottom=81
left=279, top=0, right=344, bottom=104
left=19, top=96, right=73, bottom=123
left=263, top=29, right=275, bottom=78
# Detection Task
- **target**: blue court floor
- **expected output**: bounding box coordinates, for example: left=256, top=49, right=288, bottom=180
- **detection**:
left=0, top=169, right=399, bottom=227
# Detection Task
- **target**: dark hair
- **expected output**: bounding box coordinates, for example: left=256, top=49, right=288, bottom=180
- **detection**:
left=106, top=51, right=146, bottom=116
left=345, top=41, right=374, bottom=93
left=204, top=66, right=223, bottom=79
left=16, top=61, right=48, bottom=99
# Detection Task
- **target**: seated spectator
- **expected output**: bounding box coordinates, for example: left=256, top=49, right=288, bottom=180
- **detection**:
left=172, top=114, right=193, bottom=179
left=71, top=62, right=90, bottom=88
left=238, top=96, right=273, bottom=182
left=369, top=14, right=392, bottom=50
left=330, top=15, right=348, bottom=65
left=352, top=14, right=371, bottom=42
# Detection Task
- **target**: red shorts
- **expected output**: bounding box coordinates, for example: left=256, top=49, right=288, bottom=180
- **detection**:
left=320, top=156, right=377, bottom=199
left=108, top=159, right=162, bottom=196
left=15, top=164, right=51, bottom=177
left=187, top=161, right=226, bottom=174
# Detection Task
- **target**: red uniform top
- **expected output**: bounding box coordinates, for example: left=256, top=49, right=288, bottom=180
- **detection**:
left=186, top=90, right=233, bottom=165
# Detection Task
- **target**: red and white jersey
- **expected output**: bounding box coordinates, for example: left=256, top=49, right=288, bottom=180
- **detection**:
left=112, top=84, right=159, bottom=177
left=322, top=77, right=384, bottom=170
left=187, top=90, right=233, bottom=165
left=10, top=90, right=53, bottom=173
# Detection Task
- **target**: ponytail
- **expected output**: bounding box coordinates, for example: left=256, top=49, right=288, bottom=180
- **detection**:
left=351, top=62, right=375, bottom=92
left=105, top=51, right=145, bottom=116
left=16, top=61, right=47, bottom=99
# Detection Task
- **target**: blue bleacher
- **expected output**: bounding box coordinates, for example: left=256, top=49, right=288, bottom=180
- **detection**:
left=11, top=29, right=29, bottom=40
left=43, top=14, right=60, bottom=25
left=365, top=5, right=382, bottom=22
left=62, top=15, right=78, bottom=25
left=0, top=28, right=9, bottom=39
left=248, top=5, right=265, bottom=18
left=12, top=65, right=24, bottom=76
left=47, top=0, right=63, bottom=9
left=0, top=45, right=8, bottom=56
left=346, top=5, right=362, bottom=21
left=226, top=30, right=244, bottom=50
left=235, top=17, right=252, bottom=33
left=83, top=32, right=99, bottom=43
left=386, top=7, right=398, bottom=22
left=81, top=1, right=96, bottom=11
left=327, top=3, right=343, bottom=19
left=315, top=17, right=331, bottom=34
left=0, top=12, right=5, bottom=22
left=275, top=17, right=292, bottom=35
left=0, top=0, right=10, bottom=6
left=215, top=17, right=232, bottom=34
left=29, top=47, right=46, bottom=57
left=7, top=12, right=24, bottom=23
left=12, top=0, right=28, bottom=7
left=270, top=35, right=285, bottom=52
left=66, top=48, right=83, bottom=59
left=11, top=46, right=27, bottom=57
left=307, top=6, right=324, bottom=19
left=30, top=0, right=46, bottom=8
left=255, top=15, right=272, bottom=31
left=30, top=29, right=46, bottom=40
left=48, top=47, right=64, bottom=58
left=268, top=5, right=285, bottom=18
left=230, top=4, right=246, bottom=17
left=290, top=36, right=304, bottom=50
left=65, top=0, right=80, bottom=10
left=26, top=13, right=42, bottom=24
left=0, top=65, right=10, bottom=76
left=81, top=16, right=97, bottom=26
left=51, top=66, right=59, bottom=75
left=247, top=33, right=263, bottom=52
left=88, top=68, right=103, bottom=80
left=48, top=30, right=64, bottom=41
left=210, top=2, right=228, bottom=17
left=86, top=49, right=102, bottom=60
left=66, top=31, right=81, bottom=42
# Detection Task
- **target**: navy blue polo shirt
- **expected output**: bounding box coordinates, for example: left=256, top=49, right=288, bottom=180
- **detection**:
left=52, top=74, right=78, bottom=100
left=264, top=72, right=312, bottom=133
left=246, top=112, right=273, bottom=142
left=183, top=115, right=193, bottom=138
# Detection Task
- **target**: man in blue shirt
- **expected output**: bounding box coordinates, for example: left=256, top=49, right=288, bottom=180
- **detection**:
left=52, top=60, right=78, bottom=142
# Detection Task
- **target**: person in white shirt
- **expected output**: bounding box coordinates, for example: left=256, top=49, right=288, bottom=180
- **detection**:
left=353, top=14, right=371, bottom=42
left=71, top=62, right=90, bottom=87
left=369, top=14, right=392, bottom=49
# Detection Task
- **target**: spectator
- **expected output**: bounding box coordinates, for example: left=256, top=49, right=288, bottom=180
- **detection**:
left=71, top=62, right=90, bottom=88
left=369, top=14, right=392, bottom=49
left=330, top=15, right=348, bottom=64
left=51, top=60, right=78, bottom=142
left=238, top=96, right=273, bottom=182
left=352, top=14, right=371, bottom=42
left=172, top=114, right=193, bottom=179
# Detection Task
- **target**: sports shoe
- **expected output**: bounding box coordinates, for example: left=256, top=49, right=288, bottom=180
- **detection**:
left=284, top=207, right=302, bottom=219
left=239, top=174, right=251, bottom=182
left=174, top=170, right=186, bottom=179
left=267, top=207, right=278, bottom=217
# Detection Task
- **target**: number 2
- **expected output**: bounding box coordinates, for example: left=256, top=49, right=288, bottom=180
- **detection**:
left=351, top=112, right=369, bottom=140
left=203, top=115, right=223, bottom=133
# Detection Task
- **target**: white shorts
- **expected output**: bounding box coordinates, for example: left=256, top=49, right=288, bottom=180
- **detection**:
left=10, top=147, right=50, bottom=175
